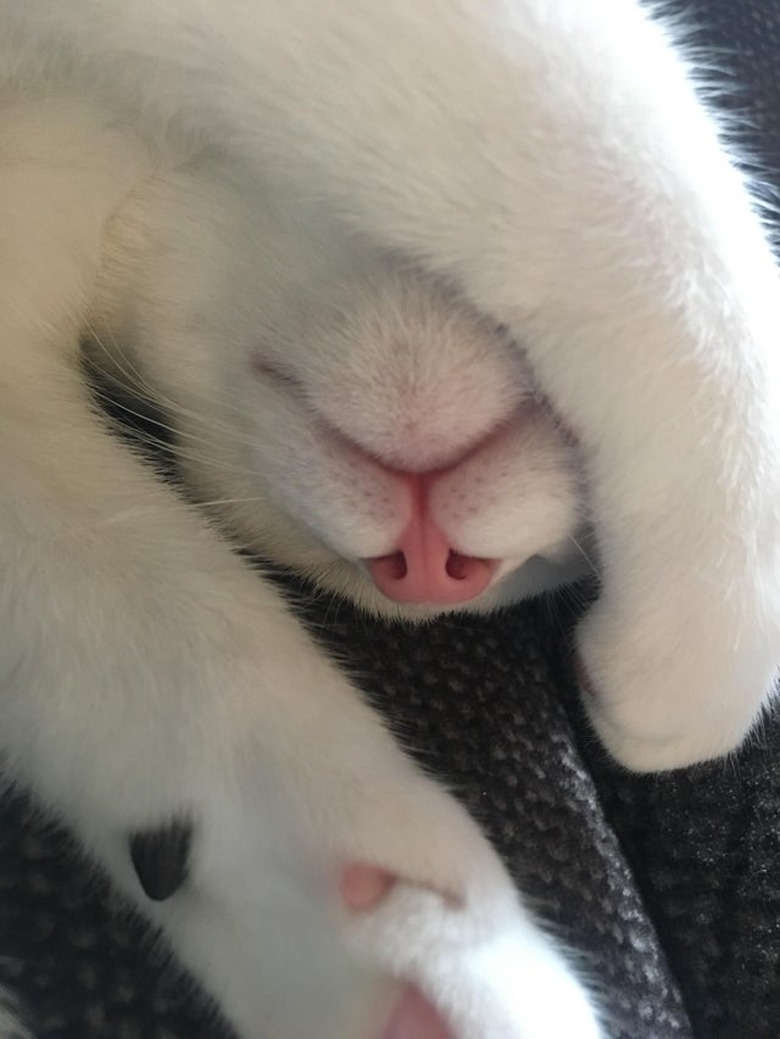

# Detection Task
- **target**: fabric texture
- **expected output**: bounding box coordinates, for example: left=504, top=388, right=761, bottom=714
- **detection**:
left=1, top=1, right=779, bottom=1036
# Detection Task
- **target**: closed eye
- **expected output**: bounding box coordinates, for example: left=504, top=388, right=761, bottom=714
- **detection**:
left=250, top=353, right=302, bottom=391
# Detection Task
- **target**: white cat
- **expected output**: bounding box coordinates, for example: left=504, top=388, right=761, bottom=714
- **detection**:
left=0, top=2, right=778, bottom=1038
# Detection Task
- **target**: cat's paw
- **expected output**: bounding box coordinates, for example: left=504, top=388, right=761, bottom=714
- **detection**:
left=576, top=577, right=780, bottom=772
left=340, top=863, right=602, bottom=1039
left=131, top=683, right=602, bottom=1039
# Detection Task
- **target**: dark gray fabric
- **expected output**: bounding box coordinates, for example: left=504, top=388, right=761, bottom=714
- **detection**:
left=1, top=1, right=779, bottom=1037
left=293, top=591, right=692, bottom=1038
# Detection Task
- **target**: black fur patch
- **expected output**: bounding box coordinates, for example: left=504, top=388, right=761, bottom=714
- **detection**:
left=129, top=819, right=193, bottom=902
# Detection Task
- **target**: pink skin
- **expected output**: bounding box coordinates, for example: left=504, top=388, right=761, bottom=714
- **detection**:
left=381, top=987, right=453, bottom=1039
left=340, top=864, right=455, bottom=1039
left=340, top=863, right=399, bottom=910
left=366, top=473, right=495, bottom=606
left=574, top=652, right=597, bottom=697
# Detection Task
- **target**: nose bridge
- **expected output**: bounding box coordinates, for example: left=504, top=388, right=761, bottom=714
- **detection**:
left=337, top=402, right=508, bottom=481
left=322, top=340, right=522, bottom=474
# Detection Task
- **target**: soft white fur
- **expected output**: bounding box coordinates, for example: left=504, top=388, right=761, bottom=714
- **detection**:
left=0, top=1, right=778, bottom=1037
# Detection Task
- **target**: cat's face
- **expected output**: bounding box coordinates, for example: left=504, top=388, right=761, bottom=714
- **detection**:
left=223, top=273, right=588, bottom=616
left=96, top=171, right=590, bottom=617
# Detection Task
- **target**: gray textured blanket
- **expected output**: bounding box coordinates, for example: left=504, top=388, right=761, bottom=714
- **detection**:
left=1, top=1, right=778, bottom=1036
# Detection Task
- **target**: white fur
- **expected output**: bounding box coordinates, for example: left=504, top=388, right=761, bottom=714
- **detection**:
left=0, top=1, right=778, bottom=1037
left=90, top=165, right=586, bottom=611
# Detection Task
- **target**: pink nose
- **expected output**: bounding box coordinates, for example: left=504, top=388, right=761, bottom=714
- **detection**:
left=366, top=489, right=494, bottom=605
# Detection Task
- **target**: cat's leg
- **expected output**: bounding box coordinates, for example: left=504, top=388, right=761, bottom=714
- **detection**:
left=174, top=0, right=778, bottom=771
left=3, top=405, right=601, bottom=1039
left=0, top=101, right=601, bottom=1039
left=2, top=288, right=603, bottom=1039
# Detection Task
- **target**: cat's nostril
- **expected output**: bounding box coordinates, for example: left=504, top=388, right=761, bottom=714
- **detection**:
left=382, top=551, right=407, bottom=581
left=445, top=550, right=474, bottom=581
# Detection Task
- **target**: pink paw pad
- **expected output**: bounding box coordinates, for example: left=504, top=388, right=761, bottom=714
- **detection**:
left=339, top=863, right=461, bottom=913
left=339, top=863, right=398, bottom=911
left=382, top=985, right=453, bottom=1039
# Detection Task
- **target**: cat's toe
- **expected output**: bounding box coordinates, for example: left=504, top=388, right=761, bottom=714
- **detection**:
left=581, top=696, right=728, bottom=773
